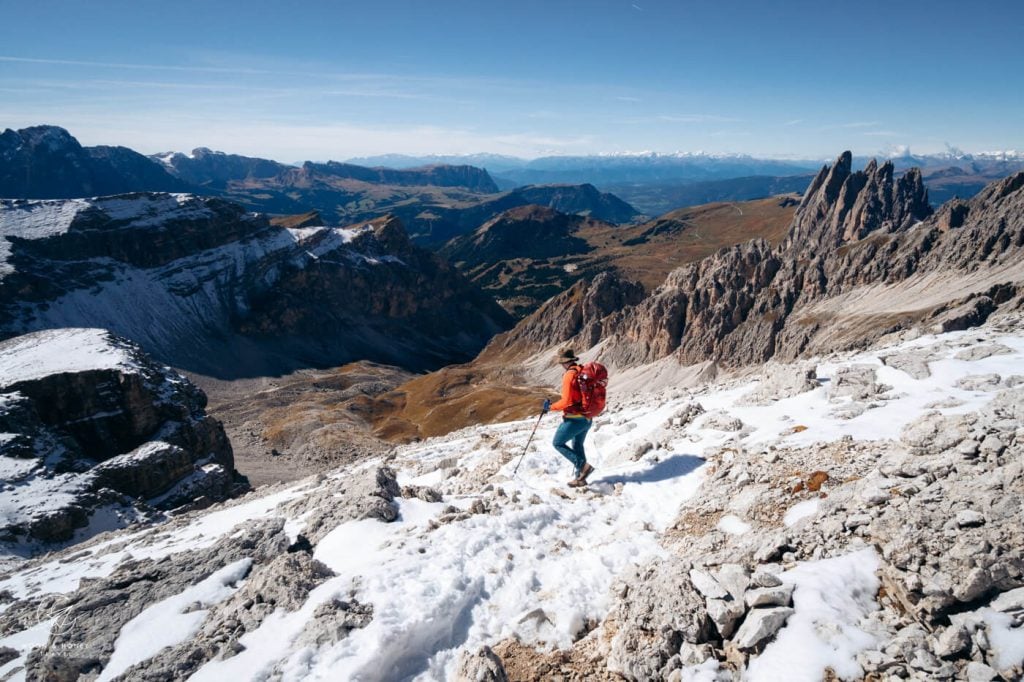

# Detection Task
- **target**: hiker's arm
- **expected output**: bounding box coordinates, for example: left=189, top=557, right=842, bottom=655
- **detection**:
left=548, top=371, right=576, bottom=411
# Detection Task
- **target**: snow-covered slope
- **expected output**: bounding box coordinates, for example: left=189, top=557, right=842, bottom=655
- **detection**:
left=2, top=317, right=1023, bottom=680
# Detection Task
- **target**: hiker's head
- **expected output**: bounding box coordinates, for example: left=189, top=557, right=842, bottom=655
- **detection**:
left=557, top=348, right=579, bottom=367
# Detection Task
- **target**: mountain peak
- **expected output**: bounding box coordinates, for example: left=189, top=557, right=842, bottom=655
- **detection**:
left=785, top=150, right=931, bottom=254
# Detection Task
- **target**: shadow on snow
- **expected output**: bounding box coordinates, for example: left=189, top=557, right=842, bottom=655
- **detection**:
left=594, top=453, right=705, bottom=486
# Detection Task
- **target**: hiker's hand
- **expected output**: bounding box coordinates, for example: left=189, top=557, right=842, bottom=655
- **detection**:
left=542, top=398, right=551, bottom=414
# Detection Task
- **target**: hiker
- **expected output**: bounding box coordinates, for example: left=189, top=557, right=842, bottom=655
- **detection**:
left=543, top=349, right=595, bottom=487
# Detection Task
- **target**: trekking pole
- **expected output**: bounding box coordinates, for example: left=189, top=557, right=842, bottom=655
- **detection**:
left=512, top=412, right=545, bottom=476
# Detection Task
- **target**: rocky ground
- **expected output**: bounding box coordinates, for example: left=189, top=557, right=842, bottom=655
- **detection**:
left=2, top=314, right=1022, bottom=680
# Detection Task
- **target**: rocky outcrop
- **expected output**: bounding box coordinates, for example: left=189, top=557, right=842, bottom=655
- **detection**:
left=525, top=154, right=1023, bottom=370
left=480, top=271, right=646, bottom=361
left=0, top=125, right=190, bottom=199
left=0, top=194, right=512, bottom=377
left=0, top=328, right=245, bottom=549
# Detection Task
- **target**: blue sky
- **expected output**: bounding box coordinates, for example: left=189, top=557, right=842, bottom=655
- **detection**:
left=1, top=0, right=1021, bottom=161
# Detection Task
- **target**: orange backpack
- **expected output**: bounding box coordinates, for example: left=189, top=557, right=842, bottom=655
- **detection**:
left=575, top=362, right=608, bottom=418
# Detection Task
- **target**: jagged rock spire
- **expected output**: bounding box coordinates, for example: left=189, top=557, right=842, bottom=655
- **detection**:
left=783, top=151, right=932, bottom=256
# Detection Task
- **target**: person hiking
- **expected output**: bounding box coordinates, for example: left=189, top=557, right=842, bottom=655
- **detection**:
left=543, top=348, right=595, bottom=487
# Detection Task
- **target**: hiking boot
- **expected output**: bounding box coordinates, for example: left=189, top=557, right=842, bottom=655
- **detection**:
left=567, top=477, right=586, bottom=488
left=578, top=463, right=594, bottom=483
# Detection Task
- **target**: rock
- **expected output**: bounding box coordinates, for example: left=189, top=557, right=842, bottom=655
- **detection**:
left=953, top=567, right=993, bottom=603
left=744, top=584, right=794, bottom=608
left=401, top=485, right=443, bottom=503
left=957, top=440, right=981, bottom=457
left=676, top=642, right=716, bottom=667
left=454, top=646, right=508, bottom=682
left=751, top=569, right=783, bottom=588
left=978, top=435, right=1005, bottom=454
left=689, top=569, right=729, bottom=600
left=293, top=599, right=374, bottom=650
left=933, top=623, right=971, bottom=659
left=955, top=344, right=1013, bottom=361
left=900, top=412, right=967, bottom=455
left=964, top=661, right=998, bottom=681
left=630, top=441, right=655, bottom=461
left=706, top=598, right=746, bottom=639
left=606, top=559, right=714, bottom=680
left=956, top=510, right=986, bottom=528
left=714, top=564, right=751, bottom=601
left=956, top=374, right=1002, bottom=391
left=830, top=364, right=888, bottom=400
left=699, top=411, right=744, bottom=432
left=880, top=350, right=934, bottom=379
left=845, top=514, right=872, bottom=530
left=737, top=362, right=819, bottom=405
left=732, top=607, right=794, bottom=650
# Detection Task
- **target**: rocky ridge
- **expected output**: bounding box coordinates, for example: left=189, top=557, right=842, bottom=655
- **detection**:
left=0, top=193, right=512, bottom=377
left=0, top=328, right=245, bottom=551
left=497, top=153, right=1024, bottom=377
left=0, top=126, right=189, bottom=199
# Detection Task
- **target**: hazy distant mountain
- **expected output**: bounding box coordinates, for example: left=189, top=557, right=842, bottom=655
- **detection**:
left=606, top=175, right=815, bottom=216
left=0, top=125, right=190, bottom=198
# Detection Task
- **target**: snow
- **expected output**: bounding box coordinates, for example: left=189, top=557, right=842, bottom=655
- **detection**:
left=0, top=617, right=54, bottom=681
left=980, top=608, right=1024, bottom=671
left=783, top=500, right=820, bottom=527
left=0, top=328, right=135, bottom=388
left=747, top=548, right=881, bottom=681
left=97, top=558, right=252, bottom=681
left=717, top=514, right=751, bottom=535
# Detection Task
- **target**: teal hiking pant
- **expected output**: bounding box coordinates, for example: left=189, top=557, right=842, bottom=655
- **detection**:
left=552, top=417, right=592, bottom=476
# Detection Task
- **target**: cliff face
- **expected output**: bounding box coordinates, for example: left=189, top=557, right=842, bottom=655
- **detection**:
left=0, top=328, right=243, bottom=549
left=0, top=193, right=512, bottom=378
left=498, top=154, right=1024, bottom=372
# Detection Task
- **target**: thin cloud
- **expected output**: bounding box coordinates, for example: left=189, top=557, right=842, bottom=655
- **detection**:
left=785, top=119, right=804, bottom=126
left=863, top=130, right=901, bottom=137
left=659, top=114, right=741, bottom=124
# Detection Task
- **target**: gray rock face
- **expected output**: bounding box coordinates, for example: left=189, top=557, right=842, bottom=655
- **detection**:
left=0, top=329, right=244, bottom=549
left=605, top=559, right=714, bottom=680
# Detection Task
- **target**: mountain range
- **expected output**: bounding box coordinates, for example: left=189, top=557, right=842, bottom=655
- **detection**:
left=0, top=126, right=640, bottom=248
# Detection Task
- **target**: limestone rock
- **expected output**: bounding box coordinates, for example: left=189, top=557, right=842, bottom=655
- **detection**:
left=706, top=598, right=746, bottom=639
left=605, top=558, right=714, bottom=680
left=689, top=569, right=729, bottom=600
left=744, top=584, right=794, bottom=608
left=454, top=645, right=508, bottom=682
left=732, top=607, right=793, bottom=650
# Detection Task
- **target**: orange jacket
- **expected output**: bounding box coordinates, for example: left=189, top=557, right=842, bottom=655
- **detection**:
left=550, top=366, right=584, bottom=417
